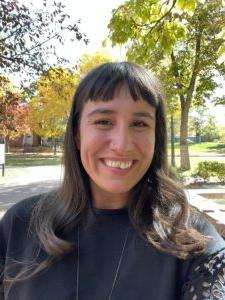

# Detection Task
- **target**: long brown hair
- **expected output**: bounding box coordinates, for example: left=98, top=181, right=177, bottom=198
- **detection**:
left=33, top=61, right=210, bottom=257
left=3, top=62, right=213, bottom=289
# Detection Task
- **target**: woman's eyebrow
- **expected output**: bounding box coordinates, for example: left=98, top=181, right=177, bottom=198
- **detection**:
left=133, top=112, right=155, bottom=120
left=86, top=109, right=155, bottom=120
left=87, top=109, right=115, bottom=118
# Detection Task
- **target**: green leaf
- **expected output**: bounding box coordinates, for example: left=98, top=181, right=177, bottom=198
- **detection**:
left=177, top=0, right=199, bottom=11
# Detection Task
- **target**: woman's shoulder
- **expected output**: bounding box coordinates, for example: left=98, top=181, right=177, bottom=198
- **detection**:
left=181, top=209, right=225, bottom=299
left=181, top=247, right=225, bottom=299
left=0, top=194, right=45, bottom=236
left=189, top=207, right=225, bottom=255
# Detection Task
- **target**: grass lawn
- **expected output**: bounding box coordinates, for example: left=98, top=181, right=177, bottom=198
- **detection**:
left=168, top=142, right=225, bottom=179
left=188, top=142, right=225, bottom=153
left=169, top=142, right=225, bottom=154
left=5, top=153, right=62, bottom=167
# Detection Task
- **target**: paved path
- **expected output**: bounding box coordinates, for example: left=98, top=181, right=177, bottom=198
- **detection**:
left=0, top=165, right=62, bottom=217
left=0, top=165, right=225, bottom=224
left=0, top=180, right=60, bottom=212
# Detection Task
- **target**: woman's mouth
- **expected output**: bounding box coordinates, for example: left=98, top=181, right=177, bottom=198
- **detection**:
left=103, top=159, right=133, bottom=170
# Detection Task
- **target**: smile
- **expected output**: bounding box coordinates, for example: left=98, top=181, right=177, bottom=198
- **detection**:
left=103, top=159, right=133, bottom=170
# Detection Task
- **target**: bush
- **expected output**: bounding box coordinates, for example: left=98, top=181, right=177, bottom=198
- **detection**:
left=192, top=161, right=225, bottom=183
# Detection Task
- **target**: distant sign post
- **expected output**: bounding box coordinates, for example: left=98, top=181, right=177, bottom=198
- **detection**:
left=0, top=144, right=5, bottom=176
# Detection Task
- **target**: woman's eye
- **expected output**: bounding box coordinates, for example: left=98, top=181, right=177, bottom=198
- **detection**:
left=94, top=120, right=112, bottom=127
left=132, top=121, right=148, bottom=127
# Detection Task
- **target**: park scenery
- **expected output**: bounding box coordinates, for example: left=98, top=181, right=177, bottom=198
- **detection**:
left=0, top=0, right=225, bottom=218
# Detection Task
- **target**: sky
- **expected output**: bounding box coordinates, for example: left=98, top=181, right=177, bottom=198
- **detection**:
left=60, top=0, right=126, bottom=59
left=21, top=0, right=126, bottom=65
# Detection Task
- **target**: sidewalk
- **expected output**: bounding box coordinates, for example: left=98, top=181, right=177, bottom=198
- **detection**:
left=0, top=165, right=63, bottom=217
left=0, top=165, right=63, bottom=185
left=0, top=165, right=225, bottom=223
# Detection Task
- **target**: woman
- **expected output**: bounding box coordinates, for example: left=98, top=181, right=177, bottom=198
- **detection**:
left=0, top=62, right=225, bottom=300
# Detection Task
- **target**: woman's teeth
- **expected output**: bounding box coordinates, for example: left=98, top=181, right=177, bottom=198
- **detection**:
left=104, top=160, right=133, bottom=169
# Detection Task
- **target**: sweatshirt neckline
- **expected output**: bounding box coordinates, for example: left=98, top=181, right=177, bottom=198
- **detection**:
left=92, top=207, right=128, bottom=216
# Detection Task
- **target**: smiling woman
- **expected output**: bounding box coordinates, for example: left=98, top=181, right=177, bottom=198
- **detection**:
left=78, top=87, right=156, bottom=209
left=0, top=62, right=225, bottom=300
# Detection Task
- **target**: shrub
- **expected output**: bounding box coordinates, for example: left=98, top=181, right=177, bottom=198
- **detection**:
left=192, top=161, right=225, bottom=183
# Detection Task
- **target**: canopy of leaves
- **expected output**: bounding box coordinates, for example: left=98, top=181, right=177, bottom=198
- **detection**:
left=108, top=0, right=225, bottom=107
left=0, top=76, right=29, bottom=139
left=29, top=67, right=79, bottom=138
left=0, top=0, right=88, bottom=75
left=78, top=51, right=114, bottom=74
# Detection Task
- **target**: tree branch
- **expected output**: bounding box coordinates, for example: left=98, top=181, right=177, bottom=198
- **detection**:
left=0, top=25, right=24, bottom=44
left=129, top=0, right=177, bottom=31
left=1, top=32, right=60, bottom=62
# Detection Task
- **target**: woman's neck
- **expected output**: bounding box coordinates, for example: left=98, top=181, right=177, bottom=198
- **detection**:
left=93, top=197, right=128, bottom=209
left=90, top=182, right=130, bottom=209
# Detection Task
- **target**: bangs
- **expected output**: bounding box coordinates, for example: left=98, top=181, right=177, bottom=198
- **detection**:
left=76, top=62, right=162, bottom=108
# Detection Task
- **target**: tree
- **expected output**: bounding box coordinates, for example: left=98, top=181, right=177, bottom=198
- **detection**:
left=188, top=107, right=221, bottom=142
left=167, top=102, right=180, bottom=167
left=78, top=51, right=114, bottom=74
left=189, top=107, right=207, bottom=142
left=202, top=115, right=220, bottom=142
left=0, top=76, right=30, bottom=151
left=108, top=0, right=225, bottom=170
left=0, top=0, right=88, bottom=75
left=29, top=68, right=79, bottom=147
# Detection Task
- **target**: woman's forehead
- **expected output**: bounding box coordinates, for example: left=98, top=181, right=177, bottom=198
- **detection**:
left=80, top=91, right=156, bottom=120
left=113, top=84, right=133, bottom=98
left=86, top=84, right=156, bottom=106
left=83, top=81, right=157, bottom=104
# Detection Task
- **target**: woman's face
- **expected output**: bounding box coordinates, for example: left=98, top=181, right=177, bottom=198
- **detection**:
left=77, top=86, right=156, bottom=208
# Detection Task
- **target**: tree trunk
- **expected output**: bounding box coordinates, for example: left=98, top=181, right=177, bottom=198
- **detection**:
left=170, top=115, right=176, bottom=167
left=53, top=138, right=57, bottom=156
left=196, top=132, right=201, bottom=143
left=4, top=136, right=9, bottom=153
left=171, top=30, right=201, bottom=171
left=170, top=53, right=190, bottom=170
left=22, top=134, right=26, bottom=152
left=180, top=104, right=190, bottom=170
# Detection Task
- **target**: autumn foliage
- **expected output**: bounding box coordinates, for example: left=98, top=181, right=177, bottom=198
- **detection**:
left=0, top=77, right=30, bottom=140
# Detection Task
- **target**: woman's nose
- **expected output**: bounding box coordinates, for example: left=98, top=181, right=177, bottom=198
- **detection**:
left=109, top=125, right=133, bottom=153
